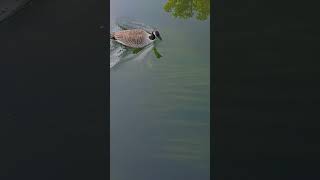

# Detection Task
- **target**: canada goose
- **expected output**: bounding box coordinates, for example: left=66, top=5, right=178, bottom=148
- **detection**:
left=110, top=29, right=162, bottom=48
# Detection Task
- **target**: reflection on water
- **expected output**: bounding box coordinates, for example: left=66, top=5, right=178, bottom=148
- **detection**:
left=164, top=0, right=210, bottom=20
left=110, top=18, right=162, bottom=68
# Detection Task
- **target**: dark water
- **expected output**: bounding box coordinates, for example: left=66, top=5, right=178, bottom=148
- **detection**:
left=0, top=0, right=31, bottom=22
left=0, top=1, right=107, bottom=179
left=110, top=0, right=210, bottom=180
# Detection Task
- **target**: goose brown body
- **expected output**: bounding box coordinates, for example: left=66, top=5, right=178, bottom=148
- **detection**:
left=111, top=29, right=153, bottom=48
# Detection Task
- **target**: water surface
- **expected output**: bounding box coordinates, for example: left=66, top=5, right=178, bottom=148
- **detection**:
left=110, top=0, right=210, bottom=179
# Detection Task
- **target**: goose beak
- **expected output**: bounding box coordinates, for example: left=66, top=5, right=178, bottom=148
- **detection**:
left=158, top=35, right=162, bottom=40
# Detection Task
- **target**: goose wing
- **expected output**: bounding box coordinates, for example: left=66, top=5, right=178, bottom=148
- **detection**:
left=112, top=29, right=149, bottom=47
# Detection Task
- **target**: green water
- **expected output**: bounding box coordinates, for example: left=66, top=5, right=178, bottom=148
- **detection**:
left=110, top=0, right=210, bottom=179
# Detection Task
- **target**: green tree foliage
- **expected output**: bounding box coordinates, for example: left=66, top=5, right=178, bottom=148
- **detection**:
left=163, top=0, right=210, bottom=20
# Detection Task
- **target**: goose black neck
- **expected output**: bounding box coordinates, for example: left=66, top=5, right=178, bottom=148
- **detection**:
left=149, top=34, right=155, bottom=40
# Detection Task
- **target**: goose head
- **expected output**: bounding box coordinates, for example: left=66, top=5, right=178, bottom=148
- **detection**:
left=149, top=30, right=162, bottom=40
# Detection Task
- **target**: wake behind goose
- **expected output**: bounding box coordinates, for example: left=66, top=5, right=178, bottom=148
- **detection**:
left=115, top=17, right=156, bottom=33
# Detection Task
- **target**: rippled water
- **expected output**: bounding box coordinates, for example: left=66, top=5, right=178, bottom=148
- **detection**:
left=111, top=0, right=210, bottom=180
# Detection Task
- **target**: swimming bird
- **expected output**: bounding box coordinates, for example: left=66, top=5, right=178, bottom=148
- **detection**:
left=110, top=29, right=162, bottom=48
